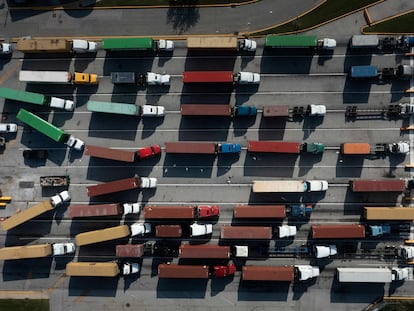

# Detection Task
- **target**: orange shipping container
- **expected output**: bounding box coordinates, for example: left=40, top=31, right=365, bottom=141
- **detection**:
left=341, top=143, right=371, bottom=155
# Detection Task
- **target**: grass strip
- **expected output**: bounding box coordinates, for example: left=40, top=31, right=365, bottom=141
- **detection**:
left=93, top=0, right=254, bottom=7
left=363, top=11, right=414, bottom=33
left=0, top=299, right=49, bottom=311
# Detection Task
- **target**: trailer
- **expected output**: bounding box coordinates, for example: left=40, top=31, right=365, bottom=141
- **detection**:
left=144, top=205, right=219, bottom=219
left=87, top=101, right=165, bottom=117
left=165, top=142, right=241, bottom=154
left=186, top=36, right=256, bottom=52
left=158, top=263, right=235, bottom=279
left=116, top=244, right=145, bottom=258
left=180, top=104, right=232, bottom=116
left=311, top=224, right=366, bottom=239
left=242, top=265, right=320, bottom=281
left=233, top=205, right=286, bottom=218
left=16, top=38, right=97, bottom=53
left=179, top=244, right=231, bottom=259
left=265, top=35, right=336, bottom=49
left=40, top=176, right=70, bottom=187
left=0, top=243, right=75, bottom=260
left=252, top=180, right=328, bottom=193
left=19, top=70, right=98, bottom=85
left=350, top=35, right=380, bottom=48
left=220, top=226, right=273, bottom=240
left=66, top=262, right=140, bottom=277
left=102, top=37, right=173, bottom=51
left=364, top=207, right=414, bottom=221
left=86, top=176, right=157, bottom=197
left=337, top=267, right=409, bottom=283
left=182, top=71, right=260, bottom=84
left=0, top=87, right=74, bottom=111
left=349, top=179, right=405, bottom=192
left=85, top=145, right=136, bottom=163
left=155, top=225, right=183, bottom=238
left=341, top=143, right=372, bottom=155
left=68, top=203, right=140, bottom=218
left=247, top=141, right=324, bottom=154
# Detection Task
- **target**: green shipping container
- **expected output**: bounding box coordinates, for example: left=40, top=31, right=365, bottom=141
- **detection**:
left=16, top=108, right=67, bottom=142
left=87, top=100, right=140, bottom=116
left=102, top=37, right=154, bottom=50
left=265, top=35, right=317, bottom=48
left=0, top=87, right=46, bottom=105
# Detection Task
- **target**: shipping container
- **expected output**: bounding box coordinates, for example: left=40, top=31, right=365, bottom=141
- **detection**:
left=220, top=226, right=273, bottom=240
left=85, top=145, right=136, bottom=163
left=66, top=262, right=120, bottom=277
left=158, top=264, right=209, bottom=279
left=180, top=104, right=232, bottom=116
left=350, top=180, right=405, bottom=192
left=116, top=244, right=145, bottom=258
left=144, top=206, right=196, bottom=219
left=262, top=105, right=290, bottom=117
left=233, top=205, right=286, bottom=218
left=187, top=36, right=238, bottom=49
left=87, top=100, right=140, bottom=116
left=311, top=224, right=365, bottom=239
left=182, top=71, right=234, bottom=83
left=0, top=244, right=52, bottom=260
left=242, top=266, right=294, bottom=281
left=155, top=225, right=183, bottom=237
left=102, top=37, right=154, bottom=50
left=17, top=38, right=71, bottom=53
left=165, top=142, right=217, bottom=154
left=350, top=35, right=379, bottom=48
left=337, top=267, right=393, bottom=283
left=68, top=204, right=122, bottom=218
left=265, top=35, right=318, bottom=48
left=341, top=143, right=371, bottom=155
left=364, top=207, right=414, bottom=220
left=178, top=244, right=231, bottom=259
left=75, top=225, right=130, bottom=246
left=248, top=141, right=301, bottom=154
left=1, top=201, right=53, bottom=231
left=86, top=176, right=142, bottom=197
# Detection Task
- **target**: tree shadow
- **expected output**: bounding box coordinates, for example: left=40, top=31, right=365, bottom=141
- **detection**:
left=167, top=3, right=200, bottom=35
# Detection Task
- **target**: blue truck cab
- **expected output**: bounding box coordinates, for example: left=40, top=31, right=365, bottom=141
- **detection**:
left=368, top=225, right=391, bottom=237
left=233, top=105, right=257, bottom=116
left=290, top=204, right=313, bottom=217
left=218, top=143, right=241, bottom=154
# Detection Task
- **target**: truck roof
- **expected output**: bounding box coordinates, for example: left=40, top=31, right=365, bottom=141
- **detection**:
left=252, top=180, right=305, bottom=193
left=75, top=225, right=130, bottom=246
left=0, top=244, right=52, bottom=260
left=341, top=143, right=371, bottom=155
left=187, top=36, right=238, bottom=49
left=66, top=262, right=120, bottom=277
left=19, top=70, right=72, bottom=83
left=262, top=105, right=290, bottom=117
left=265, top=35, right=317, bottom=48
left=87, top=101, right=140, bottom=116
left=364, top=207, right=414, bottom=220
left=102, top=37, right=153, bottom=50
left=16, top=38, right=71, bottom=53
left=0, top=87, right=45, bottom=105
left=158, top=264, right=209, bottom=279
left=86, top=176, right=141, bottom=197
left=242, top=266, right=294, bottom=281
left=248, top=141, right=301, bottom=153
left=1, top=200, right=53, bottom=231
left=85, top=145, right=136, bottom=162
left=116, top=244, right=145, bottom=258
left=180, top=104, right=232, bottom=116
left=182, top=71, right=234, bottom=83
left=144, top=206, right=196, bottom=219
left=220, top=225, right=273, bottom=239
left=164, top=142, right=217, bottom=154
left=155, top=225, right=183, bottom=237
left=233, top=205, right=286, bottom=218
left=68, top=204, right=122, bottom=218
left=337, top=267, right=392, bottom=283
left=311, top=224, right=365, bottom=239
left=349, top=179, right=405, bottom=192
left=178, top=244, right=231, bottom=259
left=350, top=35, right=379, bottom=47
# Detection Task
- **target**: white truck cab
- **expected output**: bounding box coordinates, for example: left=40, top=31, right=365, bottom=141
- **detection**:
left=400, top=245, right=414, bottom=259
left=146, top=72, right=171, bottom=85
left=388, top=141, right=409, bottom=154
left=308, top=104, right=326, bottom=116
left=130, top=222, right=151, bottom=236
left=391, top=267, right=409, bottom=281
left=313, top=245, right=337, bottom=258
left=190, top=223, right=213, bottom=236
left=237, top=72, right=260, bottom=84
left=0, top=43, right=12, bottom=55
left=66, top=135, right=85, bottom=151
left=50, top=190, right=71, bottom=207
left=0, top=123, right=17, bottom=133
left=157, top=39, right=174, bottom=51
left=72, top=39, right=98, bottom=53
left=52, top=242, right=76, bottom=255
left=295, top=265, right=320, bottom=281
left=140, top=177, right=157, bottom=188
left=50, top=97, right=75, bottom=111
left=122, top=262, right=140, bottom=275
left=234, top=245, right=249, bottom=257
left=307, top=180, right=329, bottom=192
left=238, top=39, right=257, bottom=52
left=317, top=38, right=336, bottom=49
left=278, top=225, right=297, bottom=238
left=141, top=105, right=165, bottom=117
left=122, top=202, right=141, bottom=215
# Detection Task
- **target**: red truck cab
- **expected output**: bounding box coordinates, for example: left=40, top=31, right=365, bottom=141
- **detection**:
left=213, top=263, right=236, bottom=277
left=198, top=205, right=220, bottom=218
left=137, top=144, right=161, bottom=160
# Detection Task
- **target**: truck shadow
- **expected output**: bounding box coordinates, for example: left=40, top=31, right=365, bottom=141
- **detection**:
left=335, top=155, right=363, bottom=178
left=243, top=153, right=296, bottom=177
left=88, top=112, right=139, bottom=141
left=258, top=117, right=286, bottom=141
left=216, top=153, right=240, bottom=177
left=330, top=277, right=384, bottom=303
left=2, top=257, right=53, bottom=281
left=298, top=153, right=323, bottom=177
left=237, top=280, right=290, bottom=301
left=156, top=278, right=208, bottom=299
left=162, top=154, right=215, bottom=178
left=178, top=116, right=231, bottom=142
left=260, top=49, right=313, bottom=74
left=68, top=277, right=118, bottom=298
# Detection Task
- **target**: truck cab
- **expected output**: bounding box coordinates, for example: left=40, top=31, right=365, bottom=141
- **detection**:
left=197, top=205, right=220, bottom=218
left=137, top=144, right=161, bottom=160
left=66, top=135, right=85, bottom=151
left=301, top=142, right=325, bottom=154
left=213, top=263, right=236, bottom=277
left=190, top=223, right=213, bottom=236
left=278, top=225, right=297, bottom=238
left=305, top=180, right=329, bottom=192
left=368, top=225, right=391, bottom=237
left=217, top=143, right=241, bottom=154
left=236, top=72, right=260, bottom=84
left=122, top=202, right=141, bottom=215
left=121, top=262, right=140, bottom=275
left=111, top=72, right=136, bottom=84
left=50, top=190, right=71, bottom=207
left=130, top=222, right=151, bottom=236
left=72, top=39, right=98, bottom=53
left=52, top=242, right=76, bottom=255
left=145, top=72, right=171, bottom=85
left=317, top=38, right=336, bottom=49
left=306, top=104, right=326, bottom=116
left=397, top=65, right=414, bottom=79
left=157, top=39, right=174, bottom=51
left=140, top=177, right=157, bottom=188
left=0, top=42, right=12, bottom=55
left=399, top=103, right=414, bottom=117
left=49, top=97, right=75, bottom=111
left=295, top=265, right=320, bottom=281
left=233, top=105, right=257, bottom=116
left=388, top=141, right=409, bottom=154
left=140, top=105, right=165, bottom=117
left=400, top=245, right=414, bottom=259
left=238, top=39, right=257, bottom=52
left=289, top=203, right=312, bottom=217
left=391, top=267, right=409, bottom=281
left=313, top=245, right=337, bottom=258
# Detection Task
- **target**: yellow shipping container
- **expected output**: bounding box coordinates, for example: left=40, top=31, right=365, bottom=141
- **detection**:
left=1, top=201, right=53, bottom=231
left=66, top=262, right=119, bottom=277
left=364, top=207, right=414, bottom=220
left=0, top=244, right=52, bottom=260
left=75, top=225, right=130, bottom=246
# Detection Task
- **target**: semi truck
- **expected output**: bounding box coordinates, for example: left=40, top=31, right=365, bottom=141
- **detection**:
left=86, top=175, right=157, bottom=197
left=102, top=37, right=174, bottom=51
left=190, top=223, right=213, bottom=237
left=349, top=179, right=406, bottom=192
left=66, top=261, right=140, bottom=277
left=16, top=38, right=97, bottom=53
left=155, top=225, right=183, bottom=238
left=341, top=142, right=409, bottom=155
left=158, top=263, right=235, bottom=279
left=398, top=35, right=414, bottom=51
left=263, top=104, right=326, bottom=118
left=400, top=245, right=414, bottom=260
left=0, top=87, right=74, bottom=111
left=87, top=101, right=165, bottom=117
left=17, top=109, right=84, bottom=150
left=0, top=243, right=75, bottom=260
left=1, top=190, right=70, bottom=231
left=178, top=244, right=248, bottom=259
left=242, top=265, right=320, bottom=281
left=165, top=142, right=241, bottom=154
left=311, top=224, right=390, bottom=239
left=110, top=72, right=171, bottom=85
left=186, top=36, right=256, bottom=52
left=337, top=267, right=409, bottom=283
left=364, top=207, right=414, bottom=221
left=350, top=65, right=414, bottom=79
left=144, top=205, right=219, bottom=219
left=180, top=104, right=257, bottom=117
left=40, top=176, right=70, bottom=187
left=19, top=70, right=98, bottom=85
left=252, top=180, right=328, bottom=193
left=248, top=141, right=325, bottom=154
left=0, top=42, right=12, bottom=54
left=75, top=223, right=151, bottom=246
left=220, top=226, right=273, bottom=240
left=68, top=202, right=140, bottom=218
left=85, top=144, right=161, bottom=162
left=233, top=204, right=312, bottom=219
left=182, top=71, right=260, bottom=84
left=345, top=103, right=414, bottom=120
left=265, top=35, right=336, bottom=50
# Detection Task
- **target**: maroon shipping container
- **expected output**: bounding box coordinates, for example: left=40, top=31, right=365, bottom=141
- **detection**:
left=86, top=176, right=141, bottom=197
left=242, top=266, right=294, bottom=281
left=158, top=264, right=209, bottom=279
left=155, top=225, right=183, bottom=237
left=221, top=226, right=273, bottom=240
left=85, top=145, right=136, bottom=163
left=181, top=104, right=232, bottom=116
left=179, top=244, right=231, bottom=259
left=165, top=142, right=217, bottom=154
left=144, top=206, right=196, bottom=219
left=263, top=105, right=289, bottom=117
left=349, top=180, right=405, bottom=192
left=116, top=244, right=145, bottom=258
left=248, top=141, right=301, bottom=154
left=233, top=205, right=286, bottom=218
left=69, top=204, right=122, bottom=218
left=311, top=224, right=366, bottom=239
left=182, top=71, right=234, bottom=83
